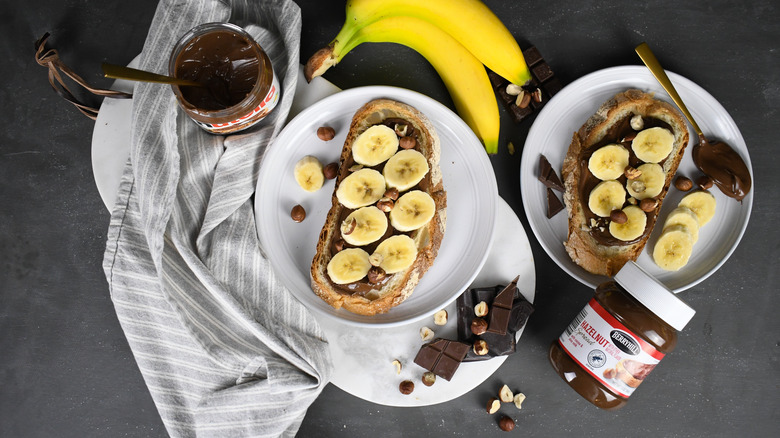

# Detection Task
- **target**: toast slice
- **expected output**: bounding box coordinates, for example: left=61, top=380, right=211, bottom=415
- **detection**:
left=562, top=89, right=689, bottom=276
left=311, top=99, right=446, bottom=315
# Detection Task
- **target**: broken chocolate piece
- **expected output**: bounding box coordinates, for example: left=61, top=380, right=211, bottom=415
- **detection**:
left=487, top=277, right=517, bottom=335
left=413, top=338, right=470, bottom=381
left=489, top=46, right=561, bottom=123
left=538, top=154, right=564, bottom=191
left=546, top=187, right=565, bottom=219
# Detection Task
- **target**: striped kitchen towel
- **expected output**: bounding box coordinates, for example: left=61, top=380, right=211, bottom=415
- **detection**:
left=102, top=1, right=332, bottom=436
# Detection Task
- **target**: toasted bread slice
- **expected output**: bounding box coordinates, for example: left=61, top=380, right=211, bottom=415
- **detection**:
left=311, top=99, right=446, bottom=315
left=562, top=89, right=689, bottom=276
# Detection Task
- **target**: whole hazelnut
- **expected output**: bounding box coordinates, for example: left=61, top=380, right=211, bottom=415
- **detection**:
left=384, top=187, right=399, bottom=200
left=422, top=372, right=436, bottom=387
left=603, top=368, right=616, bottom=379
left=291, top=204, right=306, bottom=222
left=317, top=126, right=335, bottom=141
left=399, top=380, right=414, bottom=395
left=376, top=198, right=394, bottom=212
left=470, top=318, right=488, bottom=335
left=367, top=266, right=386, bottom=284
left=498, top=416, right=515, bottom=432
left=473, top=339, right=489, bottom=356
left=399, top=136, right=416, bottom=149
left=674, top=175, right=693, bottom=191
left=639, top=198, right=658, bottom=212
left=697, top=174, right=714, bottom=190
left=323, top=162, right=339, bottom=179
left=610, top=209, right=628, bottom=224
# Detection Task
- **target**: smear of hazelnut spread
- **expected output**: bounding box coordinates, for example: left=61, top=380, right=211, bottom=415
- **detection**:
left=692, top=134, right=751, bottom=201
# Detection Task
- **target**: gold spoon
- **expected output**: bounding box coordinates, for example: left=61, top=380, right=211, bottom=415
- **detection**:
left=635, top=42, right=751, bottom=201
left=101, top=63, right=204, bottom=87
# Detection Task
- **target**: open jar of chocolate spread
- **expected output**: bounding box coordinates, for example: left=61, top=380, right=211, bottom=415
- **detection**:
left=549, top=261, right=695, bottom=410
left=168, top=23, right=279, bottom=134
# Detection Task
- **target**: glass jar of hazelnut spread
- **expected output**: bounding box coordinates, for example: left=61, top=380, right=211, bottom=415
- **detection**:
left=168, top=23, right=279, bottom=134
left=549, top=261, right=695, bottom=410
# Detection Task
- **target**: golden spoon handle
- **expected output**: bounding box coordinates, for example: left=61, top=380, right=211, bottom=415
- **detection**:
left=101, top=63, right=203, bottom=87
left=635, top=42, right=703, bottom=137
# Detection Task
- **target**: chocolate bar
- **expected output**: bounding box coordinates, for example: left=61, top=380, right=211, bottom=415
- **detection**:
left=414, top=338, right=470, bottom=381
left=487, top=279, right=517, bottom=335
left=538, top=154, right=564, bottom=192
left=488, top=46, right=562, bottom=123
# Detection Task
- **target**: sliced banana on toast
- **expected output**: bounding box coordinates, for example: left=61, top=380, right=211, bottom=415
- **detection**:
left=588, top=180, right=626, bottom=217
left=626, top=163, right=665, bottom=200
left=588, top=144, right=629, bottom=181
left=384, top=149, right=429, bottom=191
left=351, top=124, right=399, bottom=166
left=609, top=205, right=647, bottom=241
left=632, top=127, right=674, bottom=163
left=336, top=168, right=387, bottom=209
left=390, top=190, right=436, bottom=232
left=327, top=248, right=372, bottom=284
left=341, top=206, right=389, bottom=246
left=373, top=235, right=418, bottom=274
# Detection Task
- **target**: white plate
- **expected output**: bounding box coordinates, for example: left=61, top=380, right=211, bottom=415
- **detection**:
left=255, top=85, right=498, bottom=327
left=318, top=197, right=535, bottom=406
left=521, top=66, right=753, bottom=292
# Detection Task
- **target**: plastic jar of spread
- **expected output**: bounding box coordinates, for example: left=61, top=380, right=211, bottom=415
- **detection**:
left=548, top=261, right=695, bottom=410
left=168, top=23, right=280, bottom=134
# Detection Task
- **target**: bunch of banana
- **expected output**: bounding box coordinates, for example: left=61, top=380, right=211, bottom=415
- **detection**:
left=304, top=0, right=533, bottom=154
left=653, top=190, right=716, bottom=271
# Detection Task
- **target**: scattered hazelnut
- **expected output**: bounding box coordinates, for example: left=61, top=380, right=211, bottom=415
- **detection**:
left=367, top=266, right=386, bottom=284
left=531, top=87, right=543, bottom=103
left=290, top=205, right=306, bottom=222
left=333, top=238, right=345, bottom=252
left=610, top=209, right=628, bottom=224
left=505, top=83, right=523, bottom=96
left=383, top=187, right=399, bottom=200
left=399, top=136, right=416, bottom=149
left=498, top=415, right=515, bottom=432
left=341, top=218, right=356, bottom=235
left=589, top=218, right=598, bottom=227
left=486, top=398, right=501, bottom=414
left=473, top=339, right=489, bottom=356
left=399, top=380, right=414, bottom=395
left=630, top=114, right=644, bottom=131
left=348, top=163, right=364, bottom=172
left=422, top=372, right=436, bottom=387
left=499, top=384, right=514, bottom=403
left=630, top=180, right=646, bottom=194
left=470, top=317, right=488, bottom=335
left=639, top=198, right=658, bottom=212
left=474, top=301, right=489, bottom=317
left=621, top=132, right=637, bottom=142
left=323, top=162, right=338, bottom=179
left=513, top=393, right=526, bottom=409
left=603, top=368, right=616, bottom=379
left=316, top=126, right=335, bottom=141
left=376, top=197, right=394, bottom=212
left=516, top=90, right=531, bottom=108
left=369, top=253, right=383, bottom=267
left=420, top=326, right=434, bottom=341
left=674, top=175, right=693, bottom=191
left=394, top=123, right=408, bottom=137
left=391, top=359, right=402, bottom=375
left=697, top=174, right=713, bottom=190
left=624, top=166, right=642, bottom=180
left=433, top=310, right=448, bottom=326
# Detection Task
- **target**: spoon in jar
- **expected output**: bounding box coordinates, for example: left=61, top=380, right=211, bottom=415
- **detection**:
left=102, top=63, right=204, bottom=87
left=635, top=42, right=752, bottom=201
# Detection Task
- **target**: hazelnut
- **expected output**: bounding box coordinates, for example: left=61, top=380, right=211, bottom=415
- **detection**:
left=392, top=359, right=402, bottom=375
left=474, top=301, right=489, bottom=317
left=603, top=368, right=616, bottom=379
left=399, top=380, right=414, bottom=395
left=499, top=384, right=514, bottom=403
left=420, top=326, right=434, bottom=341
left=399, top=136, right=416, bottom=149
left=630, top=114, right=644, bottom=131
left=316, top=126, right=335, bottom=141
left=531, top=87, right=543, bottom=103
left=367, top=266, right=386, bottom=284
left=627, top=197, right=638, bottom=205
left=394, top=123, right=408, bottom=137
left=516, top=91, right=531, bottom=109
left=674, top=175, right=693, bottom=191
left=383, top=187, right=399, bottom=200
left=369, top=253, right=383, bottom=267
left=376, top=197, right=394, bottom=212
left=610, top=209, right=628, bottom=224
left=291, top=205, right=306, bottom=222
left=422, top=372, right=436, bottom=387
left=473, top=339, right=489, bottom=356
left=498, top=416, right=515, bottom=432
left=513, top=393, right=526, bottom=409
left=433, top=310, right=448, bottom=326
left=630, top=180, right=646, bottom=194
left=348, top=163, right=364, bottom=172
left=470, top=317, right=488, bottom=335
left=333, top=238, right=345, bottom=252
left=697, top=174, right=714, bottom=189
left=624, top=166, right=642, bottom=180
left=341, top=218, right=356, bottom=235
left=639, top=198, right=658, bottom=212
left=323, top=162, right=339, bottom=179
left=486, top=398, right=501, bottom=414
left=505, top=83, right=523, bottom=96
left=621, top=132, right=637, bottom=142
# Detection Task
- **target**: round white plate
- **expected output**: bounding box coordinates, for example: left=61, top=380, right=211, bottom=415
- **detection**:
left=521, top=66, right=753, bottom=292
left=255, top=85, right=498, bottom=327
left=319, top=197, right=535, bottom=406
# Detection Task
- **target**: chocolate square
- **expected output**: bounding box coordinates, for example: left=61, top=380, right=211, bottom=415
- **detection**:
left=522, top=46, right=543, bottom=66
left=546, top=187, right=565, bottom=219
left=538, top=154, right=565, bottom=192
left=414, top=338, right=470, bottom=381
left=487, top=280, right=517, bottom=335
left=532, top=62, right=554, bottom=83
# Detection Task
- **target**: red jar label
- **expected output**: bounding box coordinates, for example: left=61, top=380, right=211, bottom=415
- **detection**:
left=558, top=298, right=664, bottom=398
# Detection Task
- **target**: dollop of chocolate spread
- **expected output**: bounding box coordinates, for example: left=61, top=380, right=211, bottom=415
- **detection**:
left=692, top=134, right=752, bottom=201
left=174, top=29, right=259, bottom=111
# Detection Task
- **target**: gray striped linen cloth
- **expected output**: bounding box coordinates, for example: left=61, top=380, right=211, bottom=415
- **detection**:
left=102, top=0, right=332, bottom=436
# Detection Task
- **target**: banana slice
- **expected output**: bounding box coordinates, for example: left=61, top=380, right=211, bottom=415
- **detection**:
left=588, top=144, right=630, bottom=181
left=389, top=190, right=436, bottom=232
left=352, top=125, right=400, bottom=166
left=327, top=248, right=372, bottom=284
left=632, top=127, right=675, bottom=163
left=678, top=190, right=717, bottom=226
left=663, top=206, right=700, bottom=243
left=608, top=206, right=647, bottom=241
left=373, top=235, right=418, bottom=274
left=341, top=206, right=388, bottom=246
left=653, top=225, right=694, bottom=271
left=588, top=180, right=626, bottom=217
left=383, top=149, right=430, bottom=191
left=336, top=168, right=387, bottom=209
left=626, top=163, right=665, bottom=200
left=294, top=155, right=325, bottom=192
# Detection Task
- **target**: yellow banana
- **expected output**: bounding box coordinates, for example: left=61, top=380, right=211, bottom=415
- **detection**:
left=307, top=15, right=500, bottom=153
left=305, top=0, right=531, bottom=86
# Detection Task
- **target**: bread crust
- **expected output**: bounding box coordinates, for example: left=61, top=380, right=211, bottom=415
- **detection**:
left=310, top=99, right=446, bottom=315
left=562, top=89, right=689, bottom=276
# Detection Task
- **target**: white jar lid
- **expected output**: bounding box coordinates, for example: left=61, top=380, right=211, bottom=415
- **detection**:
left=614, top=261, right=696, bottom=331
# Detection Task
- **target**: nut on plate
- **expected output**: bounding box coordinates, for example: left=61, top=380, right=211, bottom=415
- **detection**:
left=367, top=266, right=386, bottom=284
left=433, top=309, right=448, bottom=326
left=422, top=372, right=436, bottom=387
left=420, top=326, right=434, bottom=341
left=323, top=162, right=339, bottom=180
left=486, top=397, right=501, bottom=414
left=399, top=380, right=414, bottom=395
left=317, top=126, right=336, bottom=141
left=474, top=301, right=489, bottom=317
left=473, top=339, right=489, bottom=356
left=499, top=384, right=514, bottom=403
left=674, top=175, right=693, bottom=191
left=513, top=393, right=526, bottom=409
left=394, top=123, right=408, bottom=137
left=391, top=359, right=402, bottom=375
left=290, top=204, right=306, bottom=222
left=470, top=317, right=488, bottom=335
left=498, top=415, right=515, bottom=432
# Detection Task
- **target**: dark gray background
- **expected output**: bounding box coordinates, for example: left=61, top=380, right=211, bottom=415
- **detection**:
left=2, top=0, right=778, bottom=436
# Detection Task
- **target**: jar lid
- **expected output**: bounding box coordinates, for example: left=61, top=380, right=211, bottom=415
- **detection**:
left=614, top=261, right=696, bottom=331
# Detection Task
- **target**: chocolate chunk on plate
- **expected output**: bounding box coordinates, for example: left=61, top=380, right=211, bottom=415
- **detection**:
left=487, top=277, right=518, bottom=335
left=414, top=338, right=470, bottom=381
left=538, top=154, right=564, bottom=192
left=546, top=187, right=565, bottom=219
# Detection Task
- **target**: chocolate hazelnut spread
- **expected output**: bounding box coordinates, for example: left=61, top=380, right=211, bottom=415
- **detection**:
left=549, top=262, right=695, bottom=410
left=693, top=134, right=752, bottom=201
